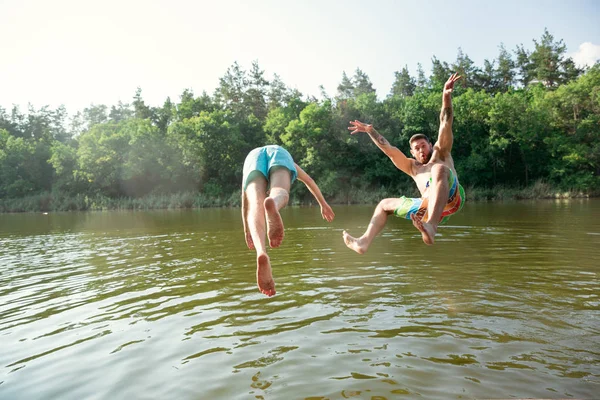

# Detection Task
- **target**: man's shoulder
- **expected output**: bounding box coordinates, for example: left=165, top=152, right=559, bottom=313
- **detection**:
left=402, top=157, right=419, bottom=176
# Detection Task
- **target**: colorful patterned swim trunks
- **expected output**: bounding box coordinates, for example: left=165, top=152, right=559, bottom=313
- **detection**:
left=393, top=168, right=465, bottom=225
left=242, top=145, right=298, bottom=191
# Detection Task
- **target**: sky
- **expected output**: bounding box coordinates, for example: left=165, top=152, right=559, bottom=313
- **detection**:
left=1, top=0, right=599, bottom=114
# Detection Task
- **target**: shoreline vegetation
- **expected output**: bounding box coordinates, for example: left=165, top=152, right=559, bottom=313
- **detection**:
left=1, top=181, right=597, bottom=213
left=2, top=30, right=599, bottom=213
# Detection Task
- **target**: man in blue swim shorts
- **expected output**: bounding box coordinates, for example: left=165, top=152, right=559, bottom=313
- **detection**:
left=242, top=145, right=335, bottom=297
left=343, top=73, right=464, bottom=252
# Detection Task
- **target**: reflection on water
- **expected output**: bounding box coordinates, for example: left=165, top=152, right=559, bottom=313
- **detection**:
left=1, top=201, right=599, bottom=399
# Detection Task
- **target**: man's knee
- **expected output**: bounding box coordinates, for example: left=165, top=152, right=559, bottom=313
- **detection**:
left=378, top=198, right=399, bottom=214
left=431, top=164, right=450, bottom=180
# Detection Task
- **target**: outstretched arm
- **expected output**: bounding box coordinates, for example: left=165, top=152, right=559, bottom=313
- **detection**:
left=348, top=120, right=414, bottom=176
left=295, top=163, right=335, bottom=222
left=436, top=73, right=461, bottom=157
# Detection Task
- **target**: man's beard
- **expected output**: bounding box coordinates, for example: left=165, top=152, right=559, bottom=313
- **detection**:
left=421, top=151, right=432, bottom=164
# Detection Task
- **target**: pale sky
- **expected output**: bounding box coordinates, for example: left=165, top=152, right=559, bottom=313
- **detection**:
left=1, top=0, right=599, bottom=113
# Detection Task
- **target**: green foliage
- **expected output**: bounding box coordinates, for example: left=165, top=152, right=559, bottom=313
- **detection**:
left=391, top=66, right=416, bottom=97
left=167, top=110, right=247, bottom=193
left=281, top=101, right=333, bottom=173
left=496, top=43, right=516, bottom=91
left=0, top=129, right=53, bottom=197
left=543, top=64, right=600, bottom=189
left=400, top=90, right=439, bottom=139
left=76, top=122, right=130, bottom=196
left=430, top=56, right=452, bottom=90
left=48, top=140, right=80, bottom=194
left=121, top=118, right=176, bottom=196
left=1, top=31, right=599, bottom=212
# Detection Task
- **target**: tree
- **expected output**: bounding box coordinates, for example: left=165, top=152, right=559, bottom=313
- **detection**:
left=450, top=89, right=494, bottom=186
left=167, top=110, right=246, bottom=194
left=451, top=48, right=480, bottom=89
left=267, top=74, right=293, bottom=109
left=527, top=28, right=583, bottom=88
left=264, top=91, right=308, bottom=144
left=0, top=130, right=51, bottom=197
left=390, top=66, right=416, bottom=97
left=215, top=61, right=248, bottom=116
left=48, top=140, right=80, bottom=194
left=122, top=118, right=174, bottom=195
left=496, top=43, right=516, bottom=91
left=109, top=101, right=133, bottom=123
left=83, top=104, right=108, bottom=128
left=515, top=44, right=534, bottom=87
left=416, top=63, right=428, bottom=89
left=132, top=88, right=154, bottom=120
left=245, top=60, right=269, bottom=121
left=531, top=28, right=567, bottom=87
left=544, top=64, right=600, bottom=189
left=473, top=59, right=498, bottom=93
left=487, top=87, right=552, bottom=186
left=562, top=58, right=584, bottom=83
left=353, top=68, right=376, bottom=97
left=153, top=97, right=174, bottom=133
left=430, top=56, right=451, bottom=89
left=175, top=89, right=214, bottom=121
left=337, top=71, right=354, bottom=99
left=280, top=101, right=333, bottom=174
left=76, top=122, right=130, bottom=196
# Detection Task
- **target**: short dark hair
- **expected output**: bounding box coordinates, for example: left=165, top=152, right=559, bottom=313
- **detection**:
left=409, top=134, right=431, bottom=146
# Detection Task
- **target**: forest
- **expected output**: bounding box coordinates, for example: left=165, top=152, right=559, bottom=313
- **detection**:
left=1, top=29, right=598, bottom=212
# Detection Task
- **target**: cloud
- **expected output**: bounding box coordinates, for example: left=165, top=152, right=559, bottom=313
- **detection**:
left=570, top=42, right=600, bottom=68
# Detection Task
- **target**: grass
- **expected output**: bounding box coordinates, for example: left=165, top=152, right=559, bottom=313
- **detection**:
left=464, top=180, right=596, bottom=201
left=0, top=181, right=597, bottom=213
left=0, top=192, right=238, bottom=213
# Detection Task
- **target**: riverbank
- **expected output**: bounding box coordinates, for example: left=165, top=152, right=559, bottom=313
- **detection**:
left=0, top=182, right=597, bottom=213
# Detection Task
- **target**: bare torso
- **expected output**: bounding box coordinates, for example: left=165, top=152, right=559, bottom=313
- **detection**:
left=411, top=148, right=457, bottom=198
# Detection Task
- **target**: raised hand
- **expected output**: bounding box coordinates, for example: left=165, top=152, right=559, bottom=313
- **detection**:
left=444, top=73, right=462, bottom=96
left=348, top=120, right=373, bottom=135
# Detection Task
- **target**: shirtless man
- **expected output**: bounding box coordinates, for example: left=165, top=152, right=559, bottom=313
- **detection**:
left=242, top=145, right=335, bottom=296
left=343, top=73, right=464, bottom=252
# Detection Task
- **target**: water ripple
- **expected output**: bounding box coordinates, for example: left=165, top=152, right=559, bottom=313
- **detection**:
left=1, top=205, right=599, bottom=399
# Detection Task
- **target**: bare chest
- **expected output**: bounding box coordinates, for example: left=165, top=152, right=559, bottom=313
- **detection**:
left=411, top=156, right=456, bottom=197
left=412, top=165, right=434, bottom=197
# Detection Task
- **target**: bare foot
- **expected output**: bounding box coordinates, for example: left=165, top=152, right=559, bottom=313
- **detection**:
left=411, top=214, right=436, bottom=245
left=342, top=230, right=368, bottom=254
left=257, top=253, right=276, bottom=297
left=264, top=197, right=284, bottom=248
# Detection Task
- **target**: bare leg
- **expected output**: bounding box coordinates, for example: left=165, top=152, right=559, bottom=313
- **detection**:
left=264, top=167, right=291, bottom=248
left=343, top=198, right=403, bottom=254
left=245, top=178, right=276, bottom=296
left=242, top=192, right=255, bottom=250
left=412, top=164, right=450, bottom=245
